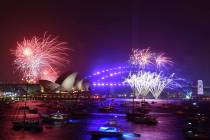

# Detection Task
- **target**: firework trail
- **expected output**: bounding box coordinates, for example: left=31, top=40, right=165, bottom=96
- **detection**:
left=129, top=48, right=154, bottom=69
left=149, top=73, right=173, bottom=99
left=12, top=33, right=70, bottom=83
left=125, top=71, right=178, bottom=99
left=125, top=71, right=154, bottom=98
left=127, top=48, right=184, bottom=99
left=155, top=53, right=173, bottom=70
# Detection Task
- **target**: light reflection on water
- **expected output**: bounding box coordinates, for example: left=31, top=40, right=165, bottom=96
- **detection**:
left=95, top=137, right=121, bottom=140
left=0, top=112, right=185, bottom=140
left=0, top=100, right=186, bottom=140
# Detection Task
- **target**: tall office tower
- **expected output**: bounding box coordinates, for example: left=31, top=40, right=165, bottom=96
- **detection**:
left=197, top=80, right=204, bottom=95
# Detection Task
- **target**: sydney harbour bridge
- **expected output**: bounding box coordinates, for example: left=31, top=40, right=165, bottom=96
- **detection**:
left=0, top=65, right=209, bottom=100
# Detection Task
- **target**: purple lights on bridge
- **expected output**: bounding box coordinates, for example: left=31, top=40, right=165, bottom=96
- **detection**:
left=91, top=66, right=127, bottom=76
left=86, top=65, right=132, bottom=87
left=92, top=82, right=128, bottom=87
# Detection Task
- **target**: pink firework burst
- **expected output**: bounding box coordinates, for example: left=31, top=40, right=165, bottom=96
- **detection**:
left=12, top=33, right=70, bottom=83
left=155, top=53, right=173, bottom=69
left=129, top=48, right=153, bottom=68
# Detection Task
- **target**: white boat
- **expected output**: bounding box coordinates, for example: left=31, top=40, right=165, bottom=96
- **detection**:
left=89, top=120, right=140, bottom=138
left=50, top=111, right=67, bottom=121
left=41, top=110, right=68, bottom=124
left=90, top=126, right=123, bottom=137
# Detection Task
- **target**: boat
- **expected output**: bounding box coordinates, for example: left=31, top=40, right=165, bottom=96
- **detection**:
left=141, top=101, right=149, bottom=106
left=120, top=102, right=128, bottom=107
left=135, top=107, right=151, bottom=114
left=175, top=110, right=185, bottom=116
left=13, top=103, right=42, bottom=131
left=12, top=101, right=43, bottom=131
left=29, top=108, right=38, bottom=114
left=126, top=112, right=146, bottom=121
left=90, top=127, right=123, bottom=137
left=41, top=110, right=68, bottom=124
left=98, top=106, right=114, bottom=112
left=89, top=120, right=140, bottom=138
left=183, top=112, right=209, bottom=140
left=12, top=85, right=43, bottom=132
left=69, top=104, right=89, bottom=117
left=50, top=111, right=67, bottom=120
left=70, top=109, right=89, bottom=117
left=89, top=119, right=122, bottom=137
left=132, top=114, right=158, bottom=125
left=127, top=112, right=158, bottom=125
left=13, top=119, right=43, bottom=131
left=66, top=119, right=80, bottom=124
left=184, top=129, right=210, bottom=140
left=151, top=101, right=157, bottom=104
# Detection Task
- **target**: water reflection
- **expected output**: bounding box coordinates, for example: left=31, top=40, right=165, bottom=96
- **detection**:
left=91, top=137, right=124, bottom=140
left=0, top=100, right=185, bottom=140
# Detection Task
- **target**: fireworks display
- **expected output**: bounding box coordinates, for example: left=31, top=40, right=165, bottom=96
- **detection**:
left=129, top=48, right=173, bottom=70
left=125, top=72, right=154, bottom=97
left=129, top=48, right=153, bottom=68
left=12, top=34, right=70, bottom=83
left=155, top=53, right=173, bottom=70
left=125, top=71, right=175, bottom=99
left=149, top=73, right=173, bottom=99
left=126, top=48, right=179, bottom=99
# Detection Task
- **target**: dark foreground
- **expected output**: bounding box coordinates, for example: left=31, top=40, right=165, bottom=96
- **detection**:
left=0, top=99, right=208, bottom=140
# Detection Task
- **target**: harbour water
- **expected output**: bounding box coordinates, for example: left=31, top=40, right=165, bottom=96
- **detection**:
left=0, top=100, right=186, bottom=140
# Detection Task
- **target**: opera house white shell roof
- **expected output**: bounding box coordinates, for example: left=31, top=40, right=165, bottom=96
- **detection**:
left=39, top=72, right=90, bottom=92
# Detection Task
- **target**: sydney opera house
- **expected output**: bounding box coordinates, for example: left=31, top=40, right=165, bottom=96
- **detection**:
left=39, top=72, right=90, bottom=93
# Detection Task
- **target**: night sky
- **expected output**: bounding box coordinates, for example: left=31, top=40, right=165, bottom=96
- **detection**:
left=0, top=0, right=210, bottom=85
